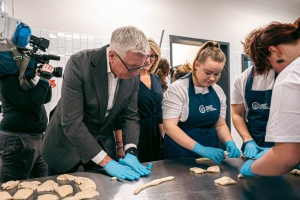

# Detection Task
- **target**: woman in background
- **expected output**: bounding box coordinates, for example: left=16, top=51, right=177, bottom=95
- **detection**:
left=137, top=38, right=164, bottom=162
left=155, top=58, right=170, bottom=93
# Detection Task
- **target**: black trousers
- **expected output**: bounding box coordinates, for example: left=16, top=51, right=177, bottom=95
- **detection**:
left=0, top=131, right=48, bottom=183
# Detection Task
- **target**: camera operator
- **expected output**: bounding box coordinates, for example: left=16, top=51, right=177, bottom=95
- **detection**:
left=0, top=63, right=54, bottom=183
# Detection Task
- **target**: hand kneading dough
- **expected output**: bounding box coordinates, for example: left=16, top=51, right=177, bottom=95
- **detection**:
left=37, top=180, right=59, bottom=192
left=56, top=174, right=77, bottom=181
left=55, top=185, right=73, bottom=198
left=207, top=165, right=220, bottom=173
left=0, top=191, right=13, bottom=200
left=214, top=176, right=237, bottom=186
left=13, top=188, right=34, bottom=199
left=190, top=167, right=207, bottom=174
left=18, top=181, right=41, bottom=190
left=196, top=158, right=211, bottom=162
left=2, top=180, right=20, bottom=190
left=290, top=169, right=300, bottom=175
left=75, top=189, right=99, bottom=199
left=37, top=194, right=59, bottom=200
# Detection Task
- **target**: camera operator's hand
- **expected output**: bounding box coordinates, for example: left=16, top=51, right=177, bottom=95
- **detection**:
left=36, top=64, right=54, bottom=79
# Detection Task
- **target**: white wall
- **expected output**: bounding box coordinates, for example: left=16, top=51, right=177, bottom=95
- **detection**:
left=9, top=0, right=300, bottom=52
left=1, top=0, right=299, bottom=148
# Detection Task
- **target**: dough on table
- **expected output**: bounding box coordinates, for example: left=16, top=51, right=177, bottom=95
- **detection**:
left=0, top=191, right=13, bottom=200
left=74, top=189, right=99, bottom=199
left=134, top=176, right=174, bottom=195
left=37, top=180, right=59, bottom=192
left=214, top=176, right=237, bottom=186
left=37, top=194, right=59, bottom=200
left=237, top=174, right=245, bottom=179
left=55, top=185, right=73, bottom=198
left=190, top=167, right=207, bottom=174
left=290, top=169, right=300, bottom=175
left=2, top=180, right=20, bottom=190
left=75, top=177, right=96, bottom=191
left=18, top=181, right=41, bottom=190
left=56, top=174, right=77, bottom=181
left=196, top=158, right=211, bottom=162
left=13, top=188, right=34, bottom=199
left=207, top=165, right=220, bottom=174
left=62, top=197, right=77, bottom=200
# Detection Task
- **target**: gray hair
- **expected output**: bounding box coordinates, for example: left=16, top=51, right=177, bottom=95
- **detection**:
left=110, top=25, right=150, bottom=57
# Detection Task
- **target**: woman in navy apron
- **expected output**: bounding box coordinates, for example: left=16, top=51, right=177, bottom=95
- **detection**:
left=162, top=41, right=240, bottom=164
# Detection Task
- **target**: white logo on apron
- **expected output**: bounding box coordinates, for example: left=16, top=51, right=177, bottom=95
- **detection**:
left=199, top=105, right=217, bottom=113
left=252, top=102, right=270, bottom=110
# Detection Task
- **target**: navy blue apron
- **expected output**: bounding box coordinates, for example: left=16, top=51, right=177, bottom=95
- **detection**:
left=163, top=73, right=220, bottom=159
left=242, top=68, right=276, bottom=150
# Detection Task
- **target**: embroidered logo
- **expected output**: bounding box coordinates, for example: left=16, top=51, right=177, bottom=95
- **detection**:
left=199, top=105, right=217, bottom=113
left=252, top=102, right=270, bottom=110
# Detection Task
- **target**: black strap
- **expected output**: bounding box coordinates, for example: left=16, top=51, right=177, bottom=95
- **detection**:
left=7, top=41, right=35, bottom=91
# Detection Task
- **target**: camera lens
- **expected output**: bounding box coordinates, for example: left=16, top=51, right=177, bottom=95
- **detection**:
left=53, top=67, right=63, bottom=77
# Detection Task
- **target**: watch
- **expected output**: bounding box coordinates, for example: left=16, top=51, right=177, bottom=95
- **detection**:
left=125, top=147, right=138, bottom=157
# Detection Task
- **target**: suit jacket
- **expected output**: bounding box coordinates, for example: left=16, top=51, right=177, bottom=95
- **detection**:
left=41, top=45, right=140, bottom=172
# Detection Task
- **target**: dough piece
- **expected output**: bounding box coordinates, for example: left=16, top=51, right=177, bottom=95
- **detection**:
left=134, top=176, right=174, bottom=195
left=37, top=194, right=59, bottom=200
left=190, top=167, right=207, bottom=174
left=13, top=188, right=34, bottom=199
left=37, top=180, right=59, bottom=192
left=62, top=197, right=78, bottom=200
left=57, top=174, right=77, bottom=181
left=75, top=189, right=99, bottom=199
left=214, top=176, right=237, bottom=186
left=207, top=165, right=221, bottom=174
left=18, top=181, right=41, bottom=190
left=55, top=185, right=73, bottom=198
left=290, top=169, right=300, bottom=175
left=2, top=180, right=20, bottom=190
left=224, top=151, right=229, bottom=157
left=0, top=191, right=13, bottom=200
left=237, top=174, right=245, bottom=179
left=75, top=177, right=96, bottom=191
left=196, top=158, right=211, bottom=162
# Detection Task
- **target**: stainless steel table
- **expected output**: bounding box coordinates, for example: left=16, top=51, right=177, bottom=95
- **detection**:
left=1, top=157, right=300, bottom=200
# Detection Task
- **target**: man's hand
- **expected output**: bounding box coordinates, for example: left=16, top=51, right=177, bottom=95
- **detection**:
left=119, top=153, right=152, bottom=176
left=103, top=160, right=140, bottom=181
left=243, top=140, right=259, bottom=159
left=193, top=143, right=224, bottom=164
left=225, top=140, right=241, bottom=158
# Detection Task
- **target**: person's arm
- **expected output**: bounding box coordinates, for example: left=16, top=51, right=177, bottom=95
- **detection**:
left=163, top=118, right=197, bottom=151
left=247, top=143, right=300, bottom=176
left=215, top=117, right=233, bottom=143
left=114, top=129, right=125, bottom=159
left=231, top=104, right=253, bottom=142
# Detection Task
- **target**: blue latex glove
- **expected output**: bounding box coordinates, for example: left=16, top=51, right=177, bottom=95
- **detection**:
left=243, top=140, right=259, bottom=159
left=225, top=140, right=241, bottom=158
left=193, top=143, right=224, bottom=164
left=103, top=160, right=140, bottom=180
left=240, top=159, right=256, bottom=177
left=255, top=147, right=271, bottom=160
left=119, top=153, right=152, bottom=176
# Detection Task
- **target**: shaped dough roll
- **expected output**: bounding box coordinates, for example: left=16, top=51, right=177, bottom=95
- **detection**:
left=37, top=180, right=59, bottom=192
left=190, top=167, right=207, bottom=174
left=2, top=180, right=20, bottom=190
left=13, top=188, right=34, bottom=199
left=55, top=185, right=73, bottom=198
left=214, top=176, right=237, bottom=186
left=207, top=165, right=221, bottom=173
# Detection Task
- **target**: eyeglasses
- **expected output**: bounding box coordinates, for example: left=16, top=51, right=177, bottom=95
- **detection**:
left=115, top=52, right=144, bottom=73
left=147, top=54, right=158, bottom=61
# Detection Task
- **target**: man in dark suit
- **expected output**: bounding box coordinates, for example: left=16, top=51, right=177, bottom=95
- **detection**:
left=41, top=26, right=151, bottom=180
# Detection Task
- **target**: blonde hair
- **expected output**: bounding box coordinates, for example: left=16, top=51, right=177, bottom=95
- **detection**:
left=148, top=37, right=161, bottom=74
left=192, top=41, right=226, bottom=79
left=172, top=62, right=192, bottom=82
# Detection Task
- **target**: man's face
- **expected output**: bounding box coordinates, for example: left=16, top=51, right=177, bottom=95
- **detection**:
left=109, top=51, right=147, bottom=79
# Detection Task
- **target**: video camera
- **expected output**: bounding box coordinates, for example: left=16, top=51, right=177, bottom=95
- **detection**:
left=20, top=35, right=63, bottom=79
left=0, top=0, right=62, bottom=80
